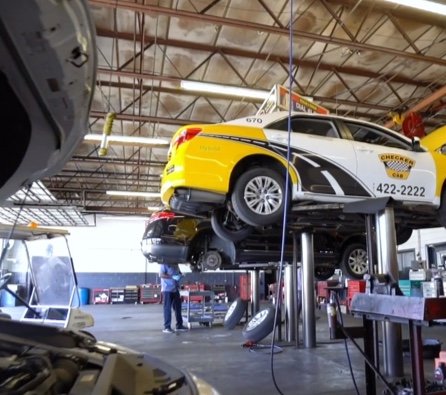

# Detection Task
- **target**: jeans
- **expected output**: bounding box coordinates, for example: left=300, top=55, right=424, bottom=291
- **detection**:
left=162, top=290, right=183, bottom=329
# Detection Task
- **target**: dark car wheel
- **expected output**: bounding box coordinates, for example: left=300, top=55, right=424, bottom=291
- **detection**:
left=232, top=167, right=288, bottom=227
left=341, top=242, right=368, bottom=280
left=224, top=298, right=248, bottom=329
left=211, top=207, right=253, bottom=242
left=201, top=250, right=222, bottom=271
left=314, top=265, right=336, bottom=281
left=242, top=306, right=276, bottom=343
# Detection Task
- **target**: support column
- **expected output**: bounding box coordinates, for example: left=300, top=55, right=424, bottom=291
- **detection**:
left=301, top=229, right=316, bottom=348
left=365, top=214, right=379, bottom=377
left=250, top=269, right=260, bottom=315
left=375, top=206, right=404, bottom=378
left=284, top=263, right=298, bottom=344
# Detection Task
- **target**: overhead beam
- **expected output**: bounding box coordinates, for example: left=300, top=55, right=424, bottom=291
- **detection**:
left=82, top=206, right=154, bottom=214
left=69, top=155, right=165, bottom=167
left=90, top=0, right=446, bottom=67
left=89, top=110, right=206, bottom=126
left=95, top=29, right=434, bottom=89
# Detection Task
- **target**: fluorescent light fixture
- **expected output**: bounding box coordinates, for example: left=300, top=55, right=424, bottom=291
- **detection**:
left=106, top=190, right=161, bottom=198
left=84, top=134, right=169, bottom=147
left=384, top=0, right=446, bottom=16
left=181, top=80, right=269, bottom=100
left=101, top=216, right=149, bottom=221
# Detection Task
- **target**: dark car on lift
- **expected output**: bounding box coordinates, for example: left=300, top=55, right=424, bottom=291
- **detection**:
left=141, top=210, right=373, bottom=280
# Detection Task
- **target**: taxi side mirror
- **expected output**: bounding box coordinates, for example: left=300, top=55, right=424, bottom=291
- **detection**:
left=411, top=137, right=423, bottom=152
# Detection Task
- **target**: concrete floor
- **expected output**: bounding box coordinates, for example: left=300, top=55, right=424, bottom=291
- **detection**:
left=3, top=302, right=446, bottom=395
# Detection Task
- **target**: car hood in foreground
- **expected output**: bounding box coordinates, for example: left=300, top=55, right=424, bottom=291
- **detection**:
left=0, top=318, right=219, bottom=395
left=0, top=0, right=97, bottom=202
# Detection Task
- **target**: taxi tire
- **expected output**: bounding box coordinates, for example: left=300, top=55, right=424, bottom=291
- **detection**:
left=232, top=167, right=288, bottom=227
left=211, top=207, right=253, bottom=242
left=439, top=190, right=446, bottom=228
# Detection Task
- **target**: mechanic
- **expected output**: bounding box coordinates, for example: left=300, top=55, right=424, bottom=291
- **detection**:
left=159, top=263, right=188, bottom=333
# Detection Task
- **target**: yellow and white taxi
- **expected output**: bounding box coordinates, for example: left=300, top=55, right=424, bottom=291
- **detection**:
left=161, top=111, right=446, bottom=240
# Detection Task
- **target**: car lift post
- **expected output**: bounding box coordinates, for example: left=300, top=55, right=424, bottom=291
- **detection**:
left=344, top=197, right=404, bottom=379
left=375, top=206, right=404, bottom=378
left=301, top=228, right=316, bottom=348
left=284, top=260, right=298, bottom=345
left=250, top=269, right=260, bottom=316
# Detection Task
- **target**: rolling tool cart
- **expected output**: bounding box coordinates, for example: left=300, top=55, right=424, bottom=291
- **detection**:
left=180, top=290, right=215, bottom=328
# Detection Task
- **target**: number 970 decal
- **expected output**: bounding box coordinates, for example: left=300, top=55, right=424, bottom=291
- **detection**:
left=376, top=183, right=425, bottom=197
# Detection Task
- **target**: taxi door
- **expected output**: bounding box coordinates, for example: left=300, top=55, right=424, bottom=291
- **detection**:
left=345, top=121, right=437, bottom=205
left=265, top=116, right=364, bottom=199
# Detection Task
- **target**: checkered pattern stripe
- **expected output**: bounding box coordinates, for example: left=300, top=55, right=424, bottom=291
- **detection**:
left=384, top=160, right=410, bottom=172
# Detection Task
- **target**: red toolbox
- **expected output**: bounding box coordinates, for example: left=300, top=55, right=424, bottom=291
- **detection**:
left=347, top=280, right=366, bottom=310
left=239, top=275, right=251, bottom=301
left=91, top=288, right=110, bottom=304
left=139, top=284, right=162, bottom=304
left=182, top=283, right=209, bottom=302
left=316, top=280, right=339, bottom=304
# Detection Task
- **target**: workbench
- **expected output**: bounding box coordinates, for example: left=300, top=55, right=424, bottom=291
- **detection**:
left=350, top=293, right=446, bottom=395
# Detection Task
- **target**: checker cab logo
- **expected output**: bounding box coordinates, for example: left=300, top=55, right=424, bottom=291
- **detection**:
left=379, top=154, right=415, bottom=180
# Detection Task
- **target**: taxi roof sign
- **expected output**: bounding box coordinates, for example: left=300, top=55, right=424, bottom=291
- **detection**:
left=257, top=84, right=329, bottom=115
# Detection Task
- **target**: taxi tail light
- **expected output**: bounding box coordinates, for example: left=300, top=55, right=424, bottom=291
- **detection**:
left=173, top=127, right=202, bottom=149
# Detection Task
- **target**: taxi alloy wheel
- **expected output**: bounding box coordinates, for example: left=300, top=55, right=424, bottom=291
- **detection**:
left=232, top=167, right=288, bottom=227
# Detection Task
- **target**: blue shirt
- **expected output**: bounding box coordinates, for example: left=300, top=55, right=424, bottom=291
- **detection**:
left=159, top=264, right=182, bottom=292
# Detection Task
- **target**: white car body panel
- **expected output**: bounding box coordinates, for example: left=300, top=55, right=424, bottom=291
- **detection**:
left=232, top=112, right=438, bottom=208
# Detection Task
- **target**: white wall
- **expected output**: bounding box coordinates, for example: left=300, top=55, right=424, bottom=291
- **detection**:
left=398, top=227, right=446, bottom=260
left=64, top=215, right=152, bottom=273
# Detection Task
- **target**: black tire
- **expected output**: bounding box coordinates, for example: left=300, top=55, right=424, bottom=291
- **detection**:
left=224, top=298, right=248, bottom=329
left=242, top=306, right=276, bottom=343
left=396, top=227, right=413, bottom=245
left=211, top=207, right=253, bottom=242
left=439, top=188, right=446, bottom=228
left=340, top=242, right=368, bottom=280
left=314, top=265, right=336, bottom=281
left=231, top=167, right=289, bottom=227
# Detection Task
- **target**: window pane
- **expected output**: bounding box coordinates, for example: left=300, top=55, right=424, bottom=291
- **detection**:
left=346, top=122, right=409, bottom=150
